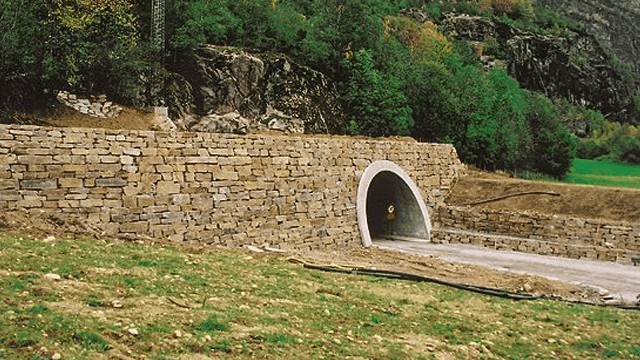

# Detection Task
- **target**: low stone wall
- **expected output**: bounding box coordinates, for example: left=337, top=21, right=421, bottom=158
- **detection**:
left=0, top=125, right=463, bottom=250
left=433, top=206, right=640, bottom=264
left=57, top=91, right=123, bottom=118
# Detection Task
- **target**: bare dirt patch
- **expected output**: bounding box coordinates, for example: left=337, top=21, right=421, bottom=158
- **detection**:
left=3, top=103, right=157, bottom=131
left=292, top=246, right=603, bottom=304
left=447, top=168, right=640, bottom=223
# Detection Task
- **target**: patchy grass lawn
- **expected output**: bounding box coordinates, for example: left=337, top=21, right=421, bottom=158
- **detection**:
left=1, top=234, right=639, bottom=359
left=564, top=159, right=640, bottom=189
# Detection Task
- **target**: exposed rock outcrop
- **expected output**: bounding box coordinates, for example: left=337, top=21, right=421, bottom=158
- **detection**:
left=166, top=45, right=346, bottom=134
left=442, top=14, right=637, bottom=121
left=534, top=0, right=640, bottom=77
left=442, top=14, right=515, bottom=42
left=506, top=33, right=635, bottom=117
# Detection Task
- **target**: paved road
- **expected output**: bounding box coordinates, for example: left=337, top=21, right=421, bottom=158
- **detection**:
left=374, top=239, right=640, bottom=304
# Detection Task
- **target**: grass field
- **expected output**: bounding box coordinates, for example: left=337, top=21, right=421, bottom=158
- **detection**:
left=1, top=234, right=639, bottom=359
left=563, top=159, right=640, bottom=188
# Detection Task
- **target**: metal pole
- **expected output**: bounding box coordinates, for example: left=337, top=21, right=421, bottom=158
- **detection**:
left=151, top=0, right=165, bottom=107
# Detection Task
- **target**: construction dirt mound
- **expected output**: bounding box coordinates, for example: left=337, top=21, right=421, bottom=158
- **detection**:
left=447, top=168, right=640, bottom=223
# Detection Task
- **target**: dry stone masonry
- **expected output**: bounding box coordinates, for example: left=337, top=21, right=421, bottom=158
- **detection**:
left=57, top=91, right=123, bottom=119
left=433, top=206, right=640, bottom=265
left=0, top=125, right=462, bottom=250
left=2, top=124, right=637, bottom=264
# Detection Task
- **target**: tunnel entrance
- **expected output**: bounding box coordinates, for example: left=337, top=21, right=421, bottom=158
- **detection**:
left=357, top=161, right=431, bottom=246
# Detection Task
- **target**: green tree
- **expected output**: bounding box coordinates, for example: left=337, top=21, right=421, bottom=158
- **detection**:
left=525, top=92, right=576, bottom=178
left=172, top=0, right=240, bottom=49
left=464, top=69, right=531, bottom=170
left=49, top=0, right=142, bottom=99
left=0, top=0, right=50, bottom=109
left=1, top=0, right=145, bottom=109
left=344, top=49, right=413, bottom=137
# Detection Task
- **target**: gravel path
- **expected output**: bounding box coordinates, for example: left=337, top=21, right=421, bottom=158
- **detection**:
left=375, top=239, right=640, bottom=304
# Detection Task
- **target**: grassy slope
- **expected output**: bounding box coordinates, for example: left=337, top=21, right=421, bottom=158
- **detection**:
left=564, top=159, right=640, bottom=189
left=1, top=235, right=639, bottom=359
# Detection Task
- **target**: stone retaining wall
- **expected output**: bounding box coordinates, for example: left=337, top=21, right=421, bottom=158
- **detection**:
left=433, top=206, right=640, bottom=264
left=0, top=125, right=463, bottom=250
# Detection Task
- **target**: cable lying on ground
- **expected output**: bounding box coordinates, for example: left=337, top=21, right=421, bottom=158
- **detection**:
left=301, top=263, right=640, bottom=312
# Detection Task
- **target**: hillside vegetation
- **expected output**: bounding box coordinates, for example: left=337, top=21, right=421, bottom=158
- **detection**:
left=1, top=0, right=640, bottom=178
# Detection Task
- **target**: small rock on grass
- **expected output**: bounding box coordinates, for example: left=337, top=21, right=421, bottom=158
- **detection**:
left=43, top=273, right=61, bottom=281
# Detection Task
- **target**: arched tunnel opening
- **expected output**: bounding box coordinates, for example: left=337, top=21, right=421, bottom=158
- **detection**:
left=357, top=161, right=431, bottom=247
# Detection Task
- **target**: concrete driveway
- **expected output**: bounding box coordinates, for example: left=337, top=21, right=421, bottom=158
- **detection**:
left=374, top=239, right=640, bottom=304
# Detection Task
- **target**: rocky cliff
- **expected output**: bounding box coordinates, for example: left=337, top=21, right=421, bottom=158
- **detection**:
left=443, top=14, right=638, bottom=122
left=533, top=0, right=640, bottom=77
left=166, top=46, right=346, bottom=134
left=506, top=32, right=636, bottom=118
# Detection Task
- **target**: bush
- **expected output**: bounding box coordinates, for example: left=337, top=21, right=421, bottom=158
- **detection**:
left=576, top=140, right=608, bottom=159
left=605, top=126, right=640, bottom=165
left=525, top=92, right=576, bottom=178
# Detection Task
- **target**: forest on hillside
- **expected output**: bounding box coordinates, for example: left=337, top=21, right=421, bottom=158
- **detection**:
left=2, top=0, right=640, bottom=178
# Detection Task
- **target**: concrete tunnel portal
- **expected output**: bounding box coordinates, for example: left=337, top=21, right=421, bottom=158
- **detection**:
left=357, top=161, right=432, bottom=247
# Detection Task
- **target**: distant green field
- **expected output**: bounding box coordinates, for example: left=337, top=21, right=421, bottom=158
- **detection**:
left=563, top=159, right=640, bottom=188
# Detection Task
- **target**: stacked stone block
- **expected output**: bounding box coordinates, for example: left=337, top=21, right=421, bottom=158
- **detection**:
left=0, top=125, right=462, bottom=250
left=56, top=91, right=123, bottom=118
left=433, top=206, right=640, bottom=264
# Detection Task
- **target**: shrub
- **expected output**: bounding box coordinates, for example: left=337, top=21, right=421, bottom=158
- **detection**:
left=576, top=139, right=608, bottom=159
left=525, top=92, right=576, bottom=178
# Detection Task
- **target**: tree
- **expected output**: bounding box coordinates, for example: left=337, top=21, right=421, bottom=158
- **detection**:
left=172, top=0, right=240, bottom=49
left=0, top=0, right=50, bottom=109
left=525, top=92, right=576, bottom=178
left=464, top=70, right=531, bottom=170
left=383, top=17, right=453, bottom=65
left=344, top=49, right=413, bottom=137
left=49, top=0, right=142, bottom=100
left=406, top=61, right=486, bottom=145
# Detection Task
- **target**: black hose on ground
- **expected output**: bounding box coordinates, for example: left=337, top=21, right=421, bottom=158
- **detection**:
left=302, top=264, right=640, bottom=312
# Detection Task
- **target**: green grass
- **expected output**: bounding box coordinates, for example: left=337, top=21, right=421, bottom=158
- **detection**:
left=0, top=234, right=639, bottom=359
left=563, top=159, right=640, bottom=188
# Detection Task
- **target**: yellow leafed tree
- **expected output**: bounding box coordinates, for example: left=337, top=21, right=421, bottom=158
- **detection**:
left=384, top=16, right=453, bottom=64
